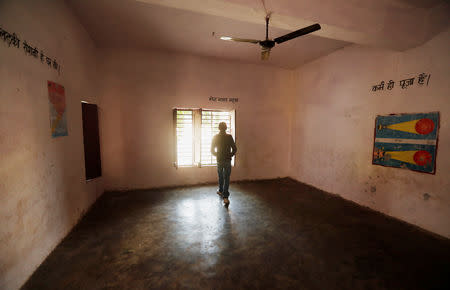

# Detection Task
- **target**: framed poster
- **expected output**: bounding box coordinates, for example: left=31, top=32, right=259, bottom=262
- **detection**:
left=372, top=112, right=439, bottom=174
left=48, top=81, right=68, bottom=138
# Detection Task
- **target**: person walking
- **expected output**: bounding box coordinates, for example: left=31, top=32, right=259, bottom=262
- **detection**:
left=211, top=122, right=237, bottom=207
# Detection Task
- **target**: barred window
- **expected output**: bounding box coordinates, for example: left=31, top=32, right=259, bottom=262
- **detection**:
left=173, top=109, right=235, bottom=167
left=175, top=110, right=194, bottom=166
left=201, top=110, right=233, bottom=166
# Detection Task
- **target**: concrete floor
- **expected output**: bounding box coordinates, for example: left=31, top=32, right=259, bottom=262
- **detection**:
left=22, top=178, right=450, bottom=290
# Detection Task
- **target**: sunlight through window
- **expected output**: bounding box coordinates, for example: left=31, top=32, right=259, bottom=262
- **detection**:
left=174, top=109, right=235, bottom=167
left=176, top=110, right=193, bottom=166
left=201, top=110, right=232, bottom=166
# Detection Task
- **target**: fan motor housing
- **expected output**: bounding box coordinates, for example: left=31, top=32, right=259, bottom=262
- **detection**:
left=259, top=40, right=275, bottom=49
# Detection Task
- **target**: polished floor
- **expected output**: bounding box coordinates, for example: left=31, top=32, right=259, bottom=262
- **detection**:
left=23, top=178, right=450, bottom=290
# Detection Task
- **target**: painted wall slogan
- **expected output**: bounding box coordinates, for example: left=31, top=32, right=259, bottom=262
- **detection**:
left=371, top=73, right=431, bottom=92
left=0, top=26, right=61, bottom=74
left=372, top=112, right=439, bottom=174
left=209, top=96, right=239, bottom=103
left=48, top=81, right=68, bottom=138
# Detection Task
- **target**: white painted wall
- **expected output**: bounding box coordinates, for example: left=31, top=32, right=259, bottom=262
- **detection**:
left=0, top=1, right=103, bottom=289
left=98, top=49, right=294, bottom=191
left=290, top=29, right=450, bottom=238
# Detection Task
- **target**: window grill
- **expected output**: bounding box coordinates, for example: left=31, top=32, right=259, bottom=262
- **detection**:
left=173, top=109, right=235, bottom=167
left=201, top=111, right=232, bottom=166
left=175, top=110, right=193, bottom=166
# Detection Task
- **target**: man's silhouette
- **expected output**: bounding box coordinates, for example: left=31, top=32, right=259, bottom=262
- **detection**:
left=211, top=122, right=237, bottom=207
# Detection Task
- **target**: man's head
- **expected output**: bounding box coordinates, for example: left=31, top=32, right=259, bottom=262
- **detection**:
left=218, top=122, right=227, bottom=132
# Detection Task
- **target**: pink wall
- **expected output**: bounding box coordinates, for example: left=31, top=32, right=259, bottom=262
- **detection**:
left=290, top=29, right=450, bottom=238
left=1, top=2, right=448, bottom=289
left=0, top=1, right=103, bottom=289
left=98, top=49, right=293, bottom=191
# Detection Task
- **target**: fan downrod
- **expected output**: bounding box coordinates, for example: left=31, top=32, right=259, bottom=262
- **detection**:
left=260, top=15, right=275, bottom=49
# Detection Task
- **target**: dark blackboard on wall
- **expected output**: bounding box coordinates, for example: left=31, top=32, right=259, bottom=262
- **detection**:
left=82, top=102, right=102, bottom=180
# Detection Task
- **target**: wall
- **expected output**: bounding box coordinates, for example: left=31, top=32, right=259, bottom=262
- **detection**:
left=98, top=49, right=294, bottom=191
left=0, top=1, right=103, bottom=289
left=290, top=29, right=450, bottom=238
left=1, top=2, right=447, bottom=289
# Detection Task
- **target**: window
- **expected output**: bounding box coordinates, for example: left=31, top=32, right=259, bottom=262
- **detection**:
left=201, top=110, right=233, bottom=165
left=175, top=110, right=194, bottom=166
left=173, top=109, right=235, bottom=167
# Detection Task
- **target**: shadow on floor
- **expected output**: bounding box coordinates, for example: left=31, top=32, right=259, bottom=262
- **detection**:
left=22, top=178, right=450, bottom=290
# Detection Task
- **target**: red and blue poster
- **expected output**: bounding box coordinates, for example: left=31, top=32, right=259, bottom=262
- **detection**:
left=48, top=81, right=68, bottom=138
left=372, top=112, right=439, bottom=174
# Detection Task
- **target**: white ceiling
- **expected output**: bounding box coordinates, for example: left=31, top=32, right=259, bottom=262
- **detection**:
left=66, top=0, right=450, bottom=69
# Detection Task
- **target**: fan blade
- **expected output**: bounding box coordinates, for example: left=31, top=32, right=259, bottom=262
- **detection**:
left=261, top=49, right=271, bottom=60
left=219, top=36, right=260, bottom=44
left=274, top=23, right=321, bottom=44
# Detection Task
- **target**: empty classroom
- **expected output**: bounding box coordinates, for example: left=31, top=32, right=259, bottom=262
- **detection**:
left=1, top=0, right=449, bottom=289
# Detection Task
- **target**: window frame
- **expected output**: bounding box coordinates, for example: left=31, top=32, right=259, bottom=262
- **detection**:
left=173, top=108, right=195, bottom=168
left=200, top=109, right=236, bottom=167
left=173, top=108, right=236, bottom=168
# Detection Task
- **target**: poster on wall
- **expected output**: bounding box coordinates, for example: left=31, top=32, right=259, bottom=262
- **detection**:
left=372, top=112, right=439, bottom=174
left=48, top=81, right=68, bottom=138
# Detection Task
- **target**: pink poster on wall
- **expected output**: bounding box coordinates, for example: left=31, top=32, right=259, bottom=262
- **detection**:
left=48, top=81, right=68, bottom=138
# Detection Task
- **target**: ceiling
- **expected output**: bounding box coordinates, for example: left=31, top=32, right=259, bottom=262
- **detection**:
left=66, top=0, right=450, bottom=69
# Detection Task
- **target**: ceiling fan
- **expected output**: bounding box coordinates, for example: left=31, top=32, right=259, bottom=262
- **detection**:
left=218, top=15, right=321, bottom=60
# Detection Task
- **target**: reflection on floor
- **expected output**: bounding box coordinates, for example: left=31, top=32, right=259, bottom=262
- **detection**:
left=22, top=178, right=450, bottom=290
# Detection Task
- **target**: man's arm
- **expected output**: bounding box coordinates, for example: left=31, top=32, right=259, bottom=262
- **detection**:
left=211, top=135, right=217, bottom=156
left=230, top=136, right=237, bottom=157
